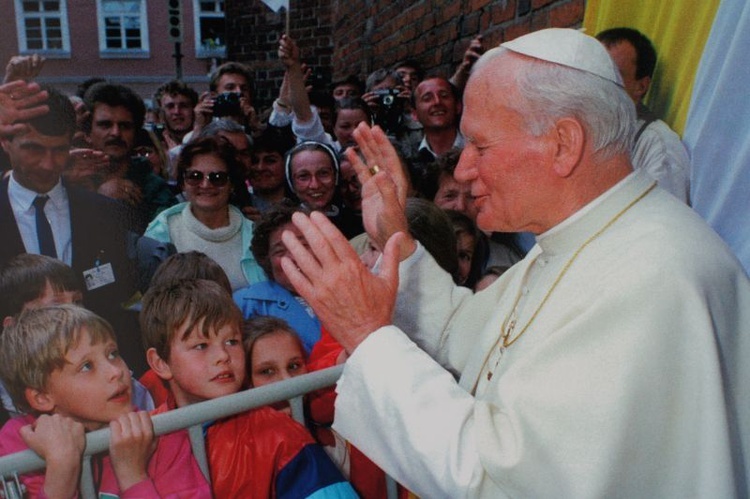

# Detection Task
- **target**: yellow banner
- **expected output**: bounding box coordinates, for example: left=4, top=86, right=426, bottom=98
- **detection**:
left=583, top=0, right=721, bottom=134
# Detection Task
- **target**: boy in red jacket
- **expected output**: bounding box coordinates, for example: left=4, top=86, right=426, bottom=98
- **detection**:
left=141, top=278, right=357, bottom=498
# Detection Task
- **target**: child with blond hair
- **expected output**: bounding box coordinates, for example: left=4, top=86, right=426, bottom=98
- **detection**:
left=0, top=305, right=210, bottom=498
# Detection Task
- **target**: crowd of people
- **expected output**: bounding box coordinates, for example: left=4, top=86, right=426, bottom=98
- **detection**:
left=0, top=23, right=746, bottom=499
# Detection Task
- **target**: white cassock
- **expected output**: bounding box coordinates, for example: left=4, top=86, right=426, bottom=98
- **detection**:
left=333, top=170, right=750, bottom=498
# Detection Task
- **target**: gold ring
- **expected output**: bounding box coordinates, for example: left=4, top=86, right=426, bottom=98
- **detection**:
left=369, top=164, right=380, bottom=175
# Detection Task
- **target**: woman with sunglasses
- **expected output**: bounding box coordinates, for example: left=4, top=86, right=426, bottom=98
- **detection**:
left=145, top=136, right=266, bottom=291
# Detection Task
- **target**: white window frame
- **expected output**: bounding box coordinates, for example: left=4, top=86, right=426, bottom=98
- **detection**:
left=14, top=0, right=71, bottom=58
left=192, top=0, right=226, bottom=59
left=96, top=0, right=150, bottom=58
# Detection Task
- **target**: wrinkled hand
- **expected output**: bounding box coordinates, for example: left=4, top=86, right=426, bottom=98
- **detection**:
left=21, top=414, right=85, bottom=498
left=98, top=177, right=143, bottom=205
left=0, top=80, right=49, bottom=137
left=281, top=211, right=407, bottom=354
left=347, top=123, right=415, bottom=260
left=4, top=54, right=46, bottom=83
left=109, top=411, right=156, bottom=491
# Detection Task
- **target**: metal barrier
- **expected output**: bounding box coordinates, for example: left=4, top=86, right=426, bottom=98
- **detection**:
left=0, top=365, right=400, bottom=498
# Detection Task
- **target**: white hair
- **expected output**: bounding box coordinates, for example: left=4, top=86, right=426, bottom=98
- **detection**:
left=475, top=47, right=636, bottom=161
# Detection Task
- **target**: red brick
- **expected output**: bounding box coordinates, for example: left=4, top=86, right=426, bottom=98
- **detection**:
left=469, top=0, right=492, bottom=10
left=531, top=11, right=550, bottom=31
left=549, top=0, right=585, bottom=27
left=504, top=19, right=533, bottom=42
left=491, top=2, right=515, bottom=24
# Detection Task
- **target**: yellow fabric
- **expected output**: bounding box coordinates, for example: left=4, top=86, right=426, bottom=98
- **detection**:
left=583, top=0, right=721, bottom=135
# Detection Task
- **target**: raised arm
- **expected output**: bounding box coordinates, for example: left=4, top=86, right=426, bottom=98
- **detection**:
left=449, top=35, right=484, bottom=92
left=278, top=35, right=313, bottom=124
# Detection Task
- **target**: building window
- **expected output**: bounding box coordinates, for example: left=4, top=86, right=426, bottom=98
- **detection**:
left=14, top=0, right=71, bottom=57
left=97, top=0, right=149, bottom=58
left=193, top=0, right=226, bottom=58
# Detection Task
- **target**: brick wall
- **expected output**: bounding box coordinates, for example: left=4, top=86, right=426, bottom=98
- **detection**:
left=227, top=0, right=584, bottom=109
left=226, top=0, right=334, bottom=107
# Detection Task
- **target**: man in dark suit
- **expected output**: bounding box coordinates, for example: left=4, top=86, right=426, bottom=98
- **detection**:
left=0, top=85, right=147, bottom=375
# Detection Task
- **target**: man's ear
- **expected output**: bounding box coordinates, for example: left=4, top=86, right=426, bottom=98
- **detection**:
left=1, top=137, right=11, bottom=154
left=2, top=316, right=14, bottom=328
left=25, top=387, right=55, bottom=413
left=551, top=117, right=585, bottom=178
left=633, top=75, right=651, bottom=102
left=147, top=347, right=173, bottom=381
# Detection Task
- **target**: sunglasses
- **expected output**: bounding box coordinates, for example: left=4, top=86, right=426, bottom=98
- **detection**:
left=183, top=170, right=230, bottom=187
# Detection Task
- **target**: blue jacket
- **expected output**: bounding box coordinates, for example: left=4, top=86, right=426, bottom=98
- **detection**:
left=233, top=280, right=321, bottom=354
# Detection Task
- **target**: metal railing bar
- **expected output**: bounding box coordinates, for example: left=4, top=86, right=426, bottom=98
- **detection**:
left=188, top=424, right=211, bottom=484
left=0, top=365, right=344, bottom=477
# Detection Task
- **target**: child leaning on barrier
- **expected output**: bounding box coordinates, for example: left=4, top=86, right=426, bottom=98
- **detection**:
left=0, top=254, right=154, bottom=426
left=141, top=278, right=358, bottom=498
left=137, top=250, right=233, bottom=407
left=0, top=305, right=210, bottom=498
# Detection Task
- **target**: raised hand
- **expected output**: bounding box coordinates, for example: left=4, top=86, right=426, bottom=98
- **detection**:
left=0, top=80, right=49, bottom=137
left=281, top=211, right=407, bottom=354
left=3, top=54, right=46, bottom=83
left=346, top=123, right=416, bottom=260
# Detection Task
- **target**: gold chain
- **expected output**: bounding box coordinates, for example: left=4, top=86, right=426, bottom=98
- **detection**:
left=487, top=184, right=656, bottom=380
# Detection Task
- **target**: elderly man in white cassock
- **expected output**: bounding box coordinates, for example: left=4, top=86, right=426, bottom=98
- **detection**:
left=279, top=28, right=750, bottom=497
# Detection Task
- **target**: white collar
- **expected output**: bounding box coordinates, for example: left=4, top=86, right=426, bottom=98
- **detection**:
left=9, top=173, right=65, bottom=210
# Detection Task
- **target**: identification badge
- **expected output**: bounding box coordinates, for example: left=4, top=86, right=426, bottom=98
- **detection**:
left=83, top=262, right=116, bottom=291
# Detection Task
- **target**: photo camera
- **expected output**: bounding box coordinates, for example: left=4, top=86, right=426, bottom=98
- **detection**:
left=372, top=88, right=403, bottom=135
left=214, top=92, right=242, bottom=118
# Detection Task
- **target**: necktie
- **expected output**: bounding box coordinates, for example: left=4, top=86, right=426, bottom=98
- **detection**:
left=33, top=195, right=57, bottom=259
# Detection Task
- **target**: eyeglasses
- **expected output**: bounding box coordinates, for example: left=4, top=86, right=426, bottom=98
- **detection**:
left=183, top=170, right=230, bottom=187
left=293, top=169, right=334, bottom=185
left=133, top=146, right=155, bottom=158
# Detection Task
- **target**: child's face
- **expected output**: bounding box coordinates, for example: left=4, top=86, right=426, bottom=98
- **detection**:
left=41, top=329, right=132, bottom=431
left=250, top=331, right=308, bottom=388
left=166, top=321, right=245, bottom=407
left=269, top=222, right=309, bottom=292
left=456, top=231, right=476, bottom=285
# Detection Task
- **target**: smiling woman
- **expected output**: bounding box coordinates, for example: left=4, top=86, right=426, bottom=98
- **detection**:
left=284, top=140, right=363, bottom=238
left=144, top=137, right=265, bottom=291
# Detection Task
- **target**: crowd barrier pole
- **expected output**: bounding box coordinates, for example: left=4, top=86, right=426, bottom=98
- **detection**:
left=0, top=366, right=345, bottom=497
